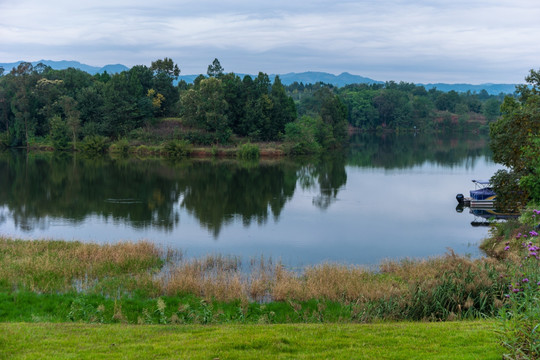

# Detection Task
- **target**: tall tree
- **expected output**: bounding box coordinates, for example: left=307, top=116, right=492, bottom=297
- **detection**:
left=207, top=58, right=224, bottom=78
left=10, top=62, right=36, bottom=147
left=150, top=58, right=180, bottom=115
left=490, top=69, right=540, bottom=209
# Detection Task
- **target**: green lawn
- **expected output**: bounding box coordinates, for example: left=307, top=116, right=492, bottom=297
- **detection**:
left=0, top=321, right=502, bottom=359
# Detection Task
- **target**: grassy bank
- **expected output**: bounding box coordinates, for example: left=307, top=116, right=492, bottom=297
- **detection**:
left=0, top=321, right=502, bottom=359
left=0, top=237, right=507, bottom=324
left=21, top=118, right=289, bottom=159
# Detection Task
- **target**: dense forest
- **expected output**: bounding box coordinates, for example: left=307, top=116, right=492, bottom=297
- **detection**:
left=0, top=58, right=506, bottom=154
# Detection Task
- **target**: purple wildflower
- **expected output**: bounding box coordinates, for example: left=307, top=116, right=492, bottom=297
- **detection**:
left=523, top=278, right=529, bottom=283
left=504, top=246, right=510, bottom=251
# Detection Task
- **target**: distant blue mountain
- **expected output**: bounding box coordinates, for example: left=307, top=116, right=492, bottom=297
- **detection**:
left=421, top=83, right=517, bottom=95
left=0, top=60, right=129, bottom=75
left=177, top=71, right=382, bottom=88
left=273, top=71, right=383, bottom=86
left=0, top=60, right=517, bottom=94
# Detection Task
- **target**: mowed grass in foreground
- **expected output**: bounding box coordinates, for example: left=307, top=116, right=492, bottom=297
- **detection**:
left=0, top=321, right=502, bottom=360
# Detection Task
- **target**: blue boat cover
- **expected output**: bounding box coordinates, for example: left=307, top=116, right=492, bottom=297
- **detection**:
left=470, top=187, right=496, bottom=200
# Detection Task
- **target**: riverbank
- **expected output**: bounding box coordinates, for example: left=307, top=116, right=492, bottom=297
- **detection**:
left=0, top=321, right=502, bottom=359
left=0, top=236, right=506, bottom=324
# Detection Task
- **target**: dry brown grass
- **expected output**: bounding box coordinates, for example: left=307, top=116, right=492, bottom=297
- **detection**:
left=0, top=237, right=162, bottom=292
left=0, top=237, right=506, bottom=318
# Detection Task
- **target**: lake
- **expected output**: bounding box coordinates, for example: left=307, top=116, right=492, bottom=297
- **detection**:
left=0, top=131, right=501, bottom=267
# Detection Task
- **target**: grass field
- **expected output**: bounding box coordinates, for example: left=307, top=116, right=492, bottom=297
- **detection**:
left=0, top=321, right=502, bottom=359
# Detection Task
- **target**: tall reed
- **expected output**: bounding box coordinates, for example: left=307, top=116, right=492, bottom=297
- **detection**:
left=0, top=236, right=507, bottom=322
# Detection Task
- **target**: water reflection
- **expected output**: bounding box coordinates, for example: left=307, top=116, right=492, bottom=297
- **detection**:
left=348, top=131, right=491, bottom=169
left=0, top=152, right=349, bottom=237
left=0, top=131, right=494, bottom=249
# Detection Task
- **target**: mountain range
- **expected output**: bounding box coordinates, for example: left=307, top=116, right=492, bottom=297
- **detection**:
left=0, top=60, right=517, bottom=95
left=0, top=60, right=129, bottom=75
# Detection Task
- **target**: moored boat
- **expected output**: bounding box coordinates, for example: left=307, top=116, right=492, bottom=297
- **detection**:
left=456, top=180, right=496, bottom=207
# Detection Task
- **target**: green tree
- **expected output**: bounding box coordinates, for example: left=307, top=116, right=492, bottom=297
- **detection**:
left=373, top=89, right=412, bottom=128
left=284, top=115, right=322, bottom=154
left=316, top=87, right=348, bottom=147
left=483, top=98, right=501, bottom=121
left=9, top=62, right=37, bottom=147
left=49, top=114, right=70, bottom=150
left=150, top=58, right=180, bottom=115
left=58, top=96, right=81, bottom=149
left=180, top=77, right=230, bottom=143
left=207, top=58, right=224, bottom=78
left=490, top=69, right=540, bottom=209
left=150, top=58, right=180, bottom=80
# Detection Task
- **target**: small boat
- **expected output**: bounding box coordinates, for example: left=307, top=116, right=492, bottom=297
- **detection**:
left=456, top=180, right=496, bottom=207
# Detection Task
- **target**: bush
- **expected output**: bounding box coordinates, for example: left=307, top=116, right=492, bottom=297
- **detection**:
left=0, top=132, right=10, bottom=149
left=79, top=135, right=109, bottom=155
left=163, top=140, right=192, bottom=158
left=109, top=138, right=130, bottom=155
left=498, top=207, right=540, bottom=359
left=284, top=116, right=322, bottom=155
left=237, top=143, right=259, bottom=160
left=49, top=115, right=71, bottom=151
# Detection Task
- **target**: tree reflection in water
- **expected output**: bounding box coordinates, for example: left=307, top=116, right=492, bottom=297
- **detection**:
left=0, top=132, right=490, bottom=237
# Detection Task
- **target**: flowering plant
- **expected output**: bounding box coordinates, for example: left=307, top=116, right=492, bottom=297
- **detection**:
left=499, top=207, right=540, bottom=359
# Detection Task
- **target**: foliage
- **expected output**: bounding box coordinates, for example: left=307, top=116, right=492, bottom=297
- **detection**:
left=207, top=58, right=224, bottom=77
left=0, top=132, right=9, bottom=149
left=291, top=81, right=503, bottom=131
left=79, top=135, right=109, bottom=155
left=163, top=139, right=192, bottom=158
left=284, top=115, right=322, bottom=154
left=491, top=169, right=529, bottom=212
left=490, top=70, right=540, bottom=210
left=520, top=136, right=540, bottom=204
left=497, top=207, right=540, bottom=359
left=237, top=142, right=260, bottom=160
left=109, top=138, right=130, bottom=155
left=48, top=115, right=70, bottom=150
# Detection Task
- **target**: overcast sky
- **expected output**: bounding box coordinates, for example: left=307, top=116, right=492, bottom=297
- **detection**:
left=1, top=0, right=539, bottom=83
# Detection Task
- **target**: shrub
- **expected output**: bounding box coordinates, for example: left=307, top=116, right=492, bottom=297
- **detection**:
left=237, top=143, right=259, bottom=160
left=0, top=132, right=10, bottom=149
left=49, top=115, right=71, bottom=151
left=110, top=138, right=130, bottom=155
left=164, top=140, right=192, bottom=158
left=79, top=135, right=109, bottom=155
left=284, top=116, right=322, bottom=155
left=498, top=207, right=540, bottom=359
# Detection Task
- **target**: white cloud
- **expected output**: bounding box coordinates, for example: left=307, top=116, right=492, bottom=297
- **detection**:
left=1, top=0, right=540, bottom=82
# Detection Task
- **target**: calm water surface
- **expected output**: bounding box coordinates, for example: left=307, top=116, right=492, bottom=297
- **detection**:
left=0, top=132, right=501, bottom=267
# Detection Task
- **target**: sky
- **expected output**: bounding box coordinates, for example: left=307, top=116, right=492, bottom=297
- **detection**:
left=1, top=0, right=540, bottom=84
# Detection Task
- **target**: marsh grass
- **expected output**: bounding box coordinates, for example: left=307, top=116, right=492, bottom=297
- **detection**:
left=0, top=237, right=162, bottom=295
left=0, top=236, right=507, bottom=324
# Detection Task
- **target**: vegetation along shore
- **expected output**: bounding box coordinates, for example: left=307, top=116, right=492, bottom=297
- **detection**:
left=0, top=58, right=503, bottom=158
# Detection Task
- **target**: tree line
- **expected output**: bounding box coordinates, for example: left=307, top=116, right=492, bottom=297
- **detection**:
left=287, top=81, right=504, bottom=131
left=0, top=58, right=349, bottom=154
left=0, top=58, right=506, bottom=154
